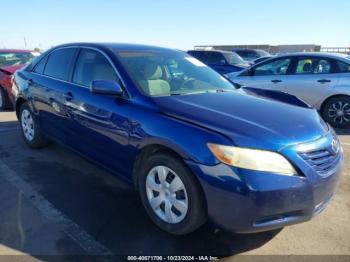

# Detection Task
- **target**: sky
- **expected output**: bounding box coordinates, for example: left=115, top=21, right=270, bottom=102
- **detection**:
left=1, top=0, right=349, bottom=50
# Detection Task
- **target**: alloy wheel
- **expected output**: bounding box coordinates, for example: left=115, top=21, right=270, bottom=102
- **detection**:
left=145, top=165, right=188, bottom=224
left=328, top=100, right=350, bottom=125
left=21, top=109, right=35, bottom=141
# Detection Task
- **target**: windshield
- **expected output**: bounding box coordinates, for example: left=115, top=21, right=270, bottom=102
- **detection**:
left=117, top=50, right=234, bottom=97
left=256, top=50, right=270, bottom=57
left=0, top=52, right=38, bottom=68
left=223, top=52, right=246, bottom=65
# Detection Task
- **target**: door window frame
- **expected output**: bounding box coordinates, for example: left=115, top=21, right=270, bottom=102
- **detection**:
left=245, top=56, right=296, bottom=76
left=70, top=47, right=129, bottom=98
left=290, top=56, right=338, bottom=75
left=30, top=45, right=129, bottom=98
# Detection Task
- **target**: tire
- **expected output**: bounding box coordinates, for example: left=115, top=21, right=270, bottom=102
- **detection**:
left=138, top=152, right=207, bottom=235
left=0, top=86, right=11, bottom=110
left=322, top=96, right=350, bottom=129
left=19, top=102, right=49, bottom=148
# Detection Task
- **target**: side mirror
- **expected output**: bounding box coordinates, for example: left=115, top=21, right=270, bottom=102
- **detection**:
left=89, top=80, right=123, bottom=96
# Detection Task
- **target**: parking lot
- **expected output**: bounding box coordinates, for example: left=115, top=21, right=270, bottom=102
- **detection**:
left=0, top=110, right=349, bottom=258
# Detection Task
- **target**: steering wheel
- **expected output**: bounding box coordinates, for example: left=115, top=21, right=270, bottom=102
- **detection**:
left=179, top=78, right=196, bottom=89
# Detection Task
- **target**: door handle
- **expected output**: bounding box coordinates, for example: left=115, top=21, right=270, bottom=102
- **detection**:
left=63, top=92, right=73, bottom=101
left=271, top=79, right=282, bottom=83
left=27, top=79, right=33, bottom=85
left=317, top=79, right=331, bottom=83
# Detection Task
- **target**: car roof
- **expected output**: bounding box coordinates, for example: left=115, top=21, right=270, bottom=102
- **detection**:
left=274, top=52, right=350, bottom=63
left=188, top=49, right=233, bottom=54
left=0, top=49, right=34, bottom=53
left=53, top=42, right=176, bottom=52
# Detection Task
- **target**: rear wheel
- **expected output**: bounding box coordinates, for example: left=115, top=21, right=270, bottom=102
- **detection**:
left=138, top=152, right=207, bottom=235
left=322, top=96, right=350, bottom=128
left=0, top=86, right=11, bottom=110
left=19, top=102, right=49, bottom=148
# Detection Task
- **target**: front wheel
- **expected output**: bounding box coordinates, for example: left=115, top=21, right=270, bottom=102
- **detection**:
left=19, top=102, right=49, bottom=148
left=322, top=96, right=350, bottom=128
left=138, top=152, right=207, bottom=235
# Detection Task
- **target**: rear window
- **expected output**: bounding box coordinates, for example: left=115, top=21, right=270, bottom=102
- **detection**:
left=33, top=56, right=48, bottom=74
left=44, top=48, right=77, bottom=80
left=337, top=61, right=350, bottom=73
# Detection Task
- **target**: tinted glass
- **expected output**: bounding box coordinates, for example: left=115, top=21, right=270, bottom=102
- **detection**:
left=337, top=61, right=350, bottom=73
left=187, top=51, right=203, bottom=60
left=203, top=52, right=226, bottom=64
left=73, top=49, right=118, bottom=87
left=117, top=50, right=234, bottom=97
left=222, top=52, right=245, bottom=65
left=236, top=50, right=258, bottom=59
left=254, top=58, right=291, bottom=76
left=33, top=56, right=48, bottom=74
left=44, top=48, right=76, bottom=80
left=296, top=58, right=331, bottom=74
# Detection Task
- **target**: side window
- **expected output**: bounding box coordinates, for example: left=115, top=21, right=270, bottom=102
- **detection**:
left=316, top=59, right=331, bottom=74
left=188, top=51, right=203, bottom=61
left=296, top=57, right=331, bottom=74
left=33, top=55, right=48, bottom=74
left=337, top=61, right=350, bottom=73
left=254, top=58, right=291, bottom=76
left=44, top=48, right=77, bottom=80
left=204, top=52, right=226, bottom=64
left=73, top=49, right=118, bottom=87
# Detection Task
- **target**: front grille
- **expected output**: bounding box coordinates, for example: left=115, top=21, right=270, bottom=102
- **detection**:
left=299, top=148, right=341, bottom=177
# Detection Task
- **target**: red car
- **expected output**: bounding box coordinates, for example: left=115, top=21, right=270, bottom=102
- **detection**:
left=0, top=49, right=39, bottom=110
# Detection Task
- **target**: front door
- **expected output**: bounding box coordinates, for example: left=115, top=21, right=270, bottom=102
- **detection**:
left=235, top=57, right=293, bottom=91
left=62, top=48, right=134, bottom=176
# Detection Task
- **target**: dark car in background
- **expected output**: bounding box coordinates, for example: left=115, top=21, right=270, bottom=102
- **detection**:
left=253, top=56, right=273, bottom=64
left=13, top=43, right=342, bottom=235
left=0, top=49, right=39, bottom=109
left=232, top=48, right=270, bottom=63
left=187, top=50, right=249, bottom=75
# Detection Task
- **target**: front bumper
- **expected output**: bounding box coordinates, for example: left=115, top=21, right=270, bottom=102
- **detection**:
left=186, top=133, right=342, bottom=233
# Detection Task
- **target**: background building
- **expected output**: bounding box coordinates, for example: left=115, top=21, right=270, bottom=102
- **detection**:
left=194, top=44, right=349, bottom=54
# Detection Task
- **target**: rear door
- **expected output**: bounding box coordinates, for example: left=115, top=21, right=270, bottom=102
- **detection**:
left=234, top=57, right=293, bottom=90
left=29, top=47, right=78, bottom=142
left=283, top=56, right=339, bottom=106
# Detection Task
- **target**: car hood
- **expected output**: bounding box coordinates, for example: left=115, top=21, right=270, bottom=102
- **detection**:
left=0, top=64, right=25, bottom=74
left=153, top=92, right=327, bottom=151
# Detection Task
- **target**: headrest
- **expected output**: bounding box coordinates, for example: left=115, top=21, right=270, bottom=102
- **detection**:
left=303, top=63, right=312, bottom=73
left=143, top=64, right=162, bottom=80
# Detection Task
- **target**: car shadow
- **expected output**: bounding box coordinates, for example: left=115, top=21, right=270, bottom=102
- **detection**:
left=22, top=156, right=280, bottom=258
left=335, top=128, right=350, bottom=135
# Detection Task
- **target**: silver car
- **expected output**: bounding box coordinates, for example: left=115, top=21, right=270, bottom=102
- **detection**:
left=228, top=53, right=350, bottom=128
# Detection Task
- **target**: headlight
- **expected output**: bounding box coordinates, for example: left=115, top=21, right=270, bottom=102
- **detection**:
left=207, top=143, right=297, bottom=176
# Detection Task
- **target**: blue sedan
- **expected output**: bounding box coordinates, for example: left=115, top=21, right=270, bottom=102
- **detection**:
left=13, top=43, right=342, bottom=235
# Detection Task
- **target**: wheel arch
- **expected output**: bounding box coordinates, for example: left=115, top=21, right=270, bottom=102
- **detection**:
left=15, top=97, right=27, bottom=119
left=320, top=94, right=350, bottom=114
left=132, top=142, right=209, bottom=220
left=132, top=143, right=189, bottom=189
